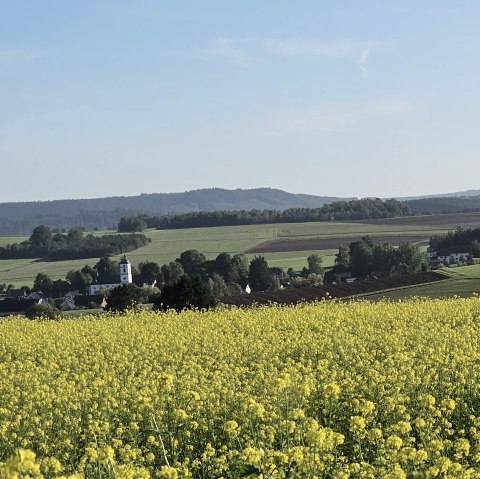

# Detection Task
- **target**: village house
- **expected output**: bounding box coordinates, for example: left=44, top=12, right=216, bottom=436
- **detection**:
left=0, top=298, right=42, bottom=316
left=426, top=247, right=471, bottom=265
left=6, top=287, right=29, bottom=298
left=59, top=292, right=107, bottom=310
left=88, top=255, right=133, bottom=294
left=6, top=288, right=49, bottom=302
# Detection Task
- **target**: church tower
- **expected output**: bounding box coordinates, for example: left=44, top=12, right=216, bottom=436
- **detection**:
left=119, top=256, right=133, bottom=284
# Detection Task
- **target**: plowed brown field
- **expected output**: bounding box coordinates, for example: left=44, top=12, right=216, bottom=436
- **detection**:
left=247, top=234, right=430, bottom=254
left=247, top=212, right=480, bottom=254
left=221, top=271, right=448, bottom=306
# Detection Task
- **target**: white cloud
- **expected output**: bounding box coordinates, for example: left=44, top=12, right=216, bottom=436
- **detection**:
left=359, top=48, right=369, bottom=77
left=264, top=38, right=359, bottom=58
left=208, top=36, right=375, bottom=76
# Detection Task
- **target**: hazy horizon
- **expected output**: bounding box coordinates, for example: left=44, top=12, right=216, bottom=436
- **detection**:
left=0, top=185, right=479, bottom=205
left=2, top=1, right=479, bottom=202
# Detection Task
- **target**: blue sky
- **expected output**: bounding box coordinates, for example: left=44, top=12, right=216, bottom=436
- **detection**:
left=1, top=1, right=480, bottom=201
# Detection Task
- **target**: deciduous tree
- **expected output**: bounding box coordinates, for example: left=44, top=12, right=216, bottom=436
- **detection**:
left=177, top=250, right=207, bottom=277
left=396, top=242, right=424, bottom=274
left=33, top=273, right=53, bottom=296
left=105, top=284, right=138, bottom=313
left=154, top=275, right=216, bottom=312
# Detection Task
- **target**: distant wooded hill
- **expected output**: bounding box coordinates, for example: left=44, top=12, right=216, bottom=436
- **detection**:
left=405, top=195, right=480, bottom=214
left=2, top=187, right=480, bottom=235
left=398, top=189, right=480, bottom=200
left=0, top=188, right=353, bottom=235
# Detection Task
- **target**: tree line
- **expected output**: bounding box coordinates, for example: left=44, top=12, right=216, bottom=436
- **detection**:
left=328, top=236, right=426, bottom=279
left=429, top=227, right=480, bottom=257
left=118, top=198, right=412, bottom=231
left=405, top=195, right=480, bottom=214
left=0, top=225, right=150, bottom=260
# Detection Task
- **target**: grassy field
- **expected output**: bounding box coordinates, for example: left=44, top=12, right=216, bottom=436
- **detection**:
left=364, top=265, right=480, bottom=300
left=444, top=263, right=480, bottom=278
left=250, top=249, right=338, bottom=270
left=0, top=217, right=476, bottom=288
left=0, top=236, right=27, bottom=247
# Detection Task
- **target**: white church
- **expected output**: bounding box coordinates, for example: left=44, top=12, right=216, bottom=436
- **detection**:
left=89, top=256, right=133, bottom=295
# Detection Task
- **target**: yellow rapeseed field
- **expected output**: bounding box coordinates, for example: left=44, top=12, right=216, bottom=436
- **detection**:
left=1, top=297, right=480, bottom=478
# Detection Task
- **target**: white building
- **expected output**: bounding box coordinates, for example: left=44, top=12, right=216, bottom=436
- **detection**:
left=89, top=256, right=133, bottom=294
left=437, top=251, right=470, bottom=264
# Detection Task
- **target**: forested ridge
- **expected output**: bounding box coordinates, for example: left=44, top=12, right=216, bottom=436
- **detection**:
left=2, top=187, right=480, bottom=235
left=405, top=195, right=480, bottom=214
left=118, top=198, right=412, bottom=231
left=0, top=188, right=349, bottom=235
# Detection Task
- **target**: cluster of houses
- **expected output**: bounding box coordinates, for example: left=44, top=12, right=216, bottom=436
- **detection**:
left=425, top=247, right=473, bottom=266
left=0, top=287, right=108, bottom=316
left=0, top=256, right=133, bottom=316
left=0, top=288, right=49, bottom=315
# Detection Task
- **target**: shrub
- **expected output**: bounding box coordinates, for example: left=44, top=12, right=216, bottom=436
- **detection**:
left=24, top=302, right=61, bottom=320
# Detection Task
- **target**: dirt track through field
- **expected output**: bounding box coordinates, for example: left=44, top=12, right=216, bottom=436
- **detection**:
left=247, top=234, right=431, bottom=254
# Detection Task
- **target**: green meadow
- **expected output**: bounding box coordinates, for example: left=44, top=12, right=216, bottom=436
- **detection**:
left=0, top=219, right=475, bottom=289
left=364, top=264, right=480, bottom=301
left=0, top=236, right=28, bottom=247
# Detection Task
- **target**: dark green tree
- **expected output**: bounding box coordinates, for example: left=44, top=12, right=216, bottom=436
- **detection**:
left=118, top=217, right=147, bottom=232
left=334, top=246, right=351, bottom=272
left=177, top=249, right=207, bottom=277
left=154, top=275, right=216, bottom=312
left=66, top=270, right=90, bottom=292
left=372, top=243, right=397, bottom=276
left=349, top=237, right=374, bottom=276
left=226, top=282, right=243, bottom=296
left=29, top=225, right=53, bottom=251
left=307, top=254, right=324, bottom=275
left=231, top=253, right=250, bottom=286
left=94, top=256, right=118, bottom=277
left=52, top=279, right=70, bottom=298
left=213, top=253, right=234, bottom=280
left=207, top=273, right=229, bottom=299
left=396, top=242, right=424, bottom=274
left=33, top=273, right=53, bottom=296
left=67, top=227, right=85, bottom=244
left=138, top=261, right=162, bottom=285
left=161, top=261, right=185, bottom=285
left=249, top=256, right=273, bottom=292
left=81, top=264, right=96, bottom=281
left=471, top=240, right=480, bottom=258
left=105, top=284, right=138, bottom=313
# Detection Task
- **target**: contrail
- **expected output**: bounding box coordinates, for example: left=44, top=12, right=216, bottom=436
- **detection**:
left=360, top=48, right=370, bottom=77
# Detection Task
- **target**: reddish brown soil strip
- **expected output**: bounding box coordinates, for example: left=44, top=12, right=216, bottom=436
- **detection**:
left=247, top=235, right=430, bottom=254
left=221, top=272, right=447, bottom=307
